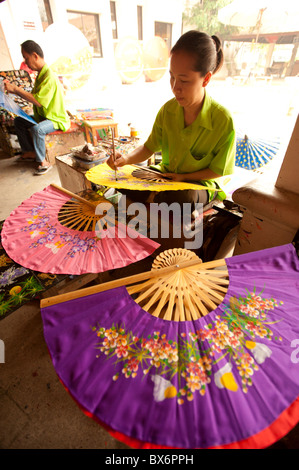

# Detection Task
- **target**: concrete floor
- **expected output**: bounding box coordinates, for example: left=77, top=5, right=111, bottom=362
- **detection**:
left=0, top=150, right=130, bottom=449
left=0, top=149, right=298, bottom=450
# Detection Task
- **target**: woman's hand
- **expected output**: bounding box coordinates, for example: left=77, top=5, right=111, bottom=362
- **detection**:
left=106, top=144, right=153, bottom=170
left=106, top=150, right=127, bottom=170
left=162, top=172, right=185, bottom=182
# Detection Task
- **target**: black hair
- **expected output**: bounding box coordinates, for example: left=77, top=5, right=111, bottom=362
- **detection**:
left=21, top=40, right=44, bottom=59
left=171, top=30, right=223, bottom=76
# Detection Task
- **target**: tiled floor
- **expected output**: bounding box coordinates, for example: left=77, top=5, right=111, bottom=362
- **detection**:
left=0, top=149, right=298, bottom=449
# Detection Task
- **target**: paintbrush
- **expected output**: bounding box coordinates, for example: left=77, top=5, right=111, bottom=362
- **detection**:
left=111, top=127, right=117, bottom=181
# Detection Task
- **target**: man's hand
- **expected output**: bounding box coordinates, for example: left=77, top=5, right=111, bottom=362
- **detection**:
left=3, top=80, right=17, bottom=94
left=3, top=79, right=41, bottom=107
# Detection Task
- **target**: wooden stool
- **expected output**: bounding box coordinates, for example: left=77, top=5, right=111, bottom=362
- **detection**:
left=82, top=119, right=118, bottom=145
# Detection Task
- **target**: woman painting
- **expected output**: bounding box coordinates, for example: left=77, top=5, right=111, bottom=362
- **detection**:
left=107, top=30, right=236, bottom=210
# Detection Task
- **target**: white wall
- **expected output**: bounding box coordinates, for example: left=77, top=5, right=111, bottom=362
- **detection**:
left=114, top=0, right=139, bottom=39
left=64, top=0, right=114, bottom=53
left=0, top=0, right=44, bottom=69
left=63, top=0, right=115, bottom=67
left=143, top=0, right=183, bottom=46
left=0, top=22, right=13, bottom=70
left=0, top=0, right=184, bottom=79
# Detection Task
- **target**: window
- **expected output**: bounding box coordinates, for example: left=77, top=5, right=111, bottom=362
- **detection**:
left=37, top=0, right=53, bottom=31
left=110, top=1, right=118, bottom=40
left=137, top=6, right=143, bottom=41
left=67, top=10, right=103, bottom=57
left=155, top=21, right=172, bottom=51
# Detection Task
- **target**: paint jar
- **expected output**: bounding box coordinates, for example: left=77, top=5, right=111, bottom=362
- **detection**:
left=130, top=125, right=139, bottom=138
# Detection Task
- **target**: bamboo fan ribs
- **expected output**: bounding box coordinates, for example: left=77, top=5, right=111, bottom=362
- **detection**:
left=131, top=166, right=172, bottom=182
left=127, top=248, right=229, bottom=320
left=41, top=248, right=229, bottom=319
left=57, top=194, right=110, bottom=232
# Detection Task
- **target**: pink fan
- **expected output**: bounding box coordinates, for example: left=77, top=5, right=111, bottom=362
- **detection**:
left=1, top=184, right=159, bottom=275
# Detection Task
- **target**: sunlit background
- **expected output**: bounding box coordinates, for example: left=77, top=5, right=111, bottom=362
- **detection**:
left=0, top=0, right=298, bottom=162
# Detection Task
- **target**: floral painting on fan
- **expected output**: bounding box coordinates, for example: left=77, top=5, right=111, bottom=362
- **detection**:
left=41, top=243, right=299, bottom=449
left=86, top=162, right=213, bottom=192
left=91, top=288, right=283, bottom=404
left=0, top=219, right=67, bottom=320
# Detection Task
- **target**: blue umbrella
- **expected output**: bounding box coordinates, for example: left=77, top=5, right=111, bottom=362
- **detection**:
left=235, top=132, right=280, bottom=170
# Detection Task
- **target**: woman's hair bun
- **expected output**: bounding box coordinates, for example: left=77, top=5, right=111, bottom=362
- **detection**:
left=211, top=35, right=223, bottom=74
left=211, top=35, right=221, bottom=52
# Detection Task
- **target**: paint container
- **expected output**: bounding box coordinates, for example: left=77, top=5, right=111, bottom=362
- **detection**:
left=130, top=126, right=139, bottom=138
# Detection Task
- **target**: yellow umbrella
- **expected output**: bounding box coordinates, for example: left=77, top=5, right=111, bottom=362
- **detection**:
left=85, top=162, right=216, bottom=192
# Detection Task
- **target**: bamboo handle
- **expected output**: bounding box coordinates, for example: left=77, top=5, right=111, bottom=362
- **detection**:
left=40, top=257, right=226, bottom=308
left=111, top=127, right=117, bottom=181
left=50, top=184, right=98, bottom=209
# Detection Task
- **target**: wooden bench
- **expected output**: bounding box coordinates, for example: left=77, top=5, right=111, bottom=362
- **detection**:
left=45, top=121, right=85, bottom=166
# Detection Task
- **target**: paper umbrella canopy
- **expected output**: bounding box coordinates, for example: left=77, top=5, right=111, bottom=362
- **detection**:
left=85, top=162, right=216, bottom=192
left=1, top=184, right=159, bottom=275
left=235, top=132, right=281, bottom=170
left=41, top=244, right=299, bottom=449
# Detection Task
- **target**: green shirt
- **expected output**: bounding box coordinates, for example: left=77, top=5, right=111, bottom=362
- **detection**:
left=144, top=93, right=236, bottom=200
left=33, top=64, right=70, bottom=131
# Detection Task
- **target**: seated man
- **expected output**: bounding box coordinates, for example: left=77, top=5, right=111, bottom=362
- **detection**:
left=4, top=40, right=70, bottom=175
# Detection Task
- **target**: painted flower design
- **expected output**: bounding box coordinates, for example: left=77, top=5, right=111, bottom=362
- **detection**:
left=20, top=204, right=100, bottom=260
left=92, top=288, right=283, bottom=405
left=151, top=375, right=177, bottom=402
left=245, top=341, right=272, bottom=364
left=214, top=363, right=238, bottom=392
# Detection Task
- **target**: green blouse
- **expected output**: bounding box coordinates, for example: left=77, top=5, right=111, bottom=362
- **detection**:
left=144, top=93, right=236, bottom=200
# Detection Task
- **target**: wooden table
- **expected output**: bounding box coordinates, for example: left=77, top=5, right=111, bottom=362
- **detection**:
left=55, top=136, right=139, bottom=194
left=82, top=119, right=119, bottom=145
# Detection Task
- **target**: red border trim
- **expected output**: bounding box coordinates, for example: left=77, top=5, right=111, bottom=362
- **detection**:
left=59, top=374, right=299, bottom=449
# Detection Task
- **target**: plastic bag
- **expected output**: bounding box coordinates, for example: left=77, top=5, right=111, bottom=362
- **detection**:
left=0, top=81, right=36, bottom=124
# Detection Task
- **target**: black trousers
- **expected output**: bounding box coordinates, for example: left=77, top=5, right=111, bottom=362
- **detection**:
left=118, top=188, right=209, bottom=211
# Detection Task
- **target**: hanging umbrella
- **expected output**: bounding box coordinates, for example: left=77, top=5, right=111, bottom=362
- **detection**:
left=143, top=36, right=169, bottom=82
left=43, top=23, right=93, bottom=91
left=235, top=131, right=280, bottom=170
left=41, top=244, right=299, bottom=449
left=1, top=184, right=159, bottom=275
left=114, top=37, right=144, bottom=84
left=218, top=0, right=299, bottom=34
